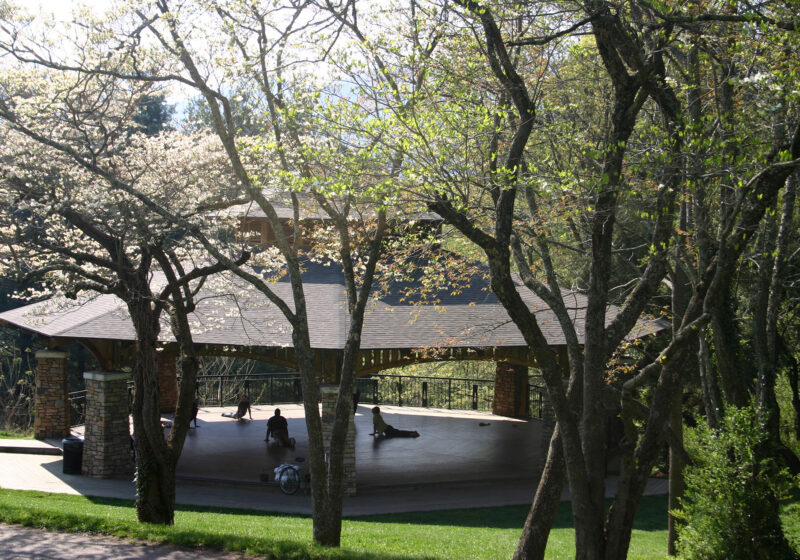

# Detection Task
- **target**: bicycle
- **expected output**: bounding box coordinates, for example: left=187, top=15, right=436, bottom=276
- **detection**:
left=276, top=464, right=302, bottom=495
left=274, top=459, right=308, bottom=495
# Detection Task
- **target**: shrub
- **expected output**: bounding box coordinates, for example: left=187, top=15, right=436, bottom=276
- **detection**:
left=0, top=334, right=35, bottom=433
left=676, top=404, right=799, bottom=560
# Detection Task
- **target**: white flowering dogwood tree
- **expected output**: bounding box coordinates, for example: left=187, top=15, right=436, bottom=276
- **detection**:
left=0, top=0, right=431, bottom=545
left=0, top=55, right=247, bottom=523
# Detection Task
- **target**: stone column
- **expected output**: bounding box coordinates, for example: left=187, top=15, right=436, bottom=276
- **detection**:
left=156, top=351, right=178, bottom=414
left=320, top=384, right=357, bottom=496
left=82, top=371, right=132, bottom=477
left=34, top=350, right=70, bottom=439
left=492, top=361, right=529, bottom=418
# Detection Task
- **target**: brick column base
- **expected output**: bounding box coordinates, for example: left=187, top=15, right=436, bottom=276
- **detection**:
left=156, top=352, right=178, bottom=414
left=492, top=362, right=529, bottom=418
left=320, top=385, right=356, bottom=496
left=34, top=350, right=70, bottom=439
left=82, top=371, right=132, bottom=477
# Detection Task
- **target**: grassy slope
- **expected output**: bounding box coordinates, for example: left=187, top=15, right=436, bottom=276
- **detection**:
left=0, top=488, right=669, bottom=559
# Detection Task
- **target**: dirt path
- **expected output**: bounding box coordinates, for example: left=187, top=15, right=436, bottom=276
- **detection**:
left=0, top=524, right=250, bottom=560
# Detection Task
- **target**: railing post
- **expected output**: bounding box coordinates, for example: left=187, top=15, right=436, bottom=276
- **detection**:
left=397, top=381, right=402, bottom=407
left=538, top=389, right=543, bottom=419
left=447, top=379, right=452, bottom=409
left=294, top=378, right=302, bottom=403
left=472, top=384, right=478, bottom=410
left=422, top=381, right=428, bottom=408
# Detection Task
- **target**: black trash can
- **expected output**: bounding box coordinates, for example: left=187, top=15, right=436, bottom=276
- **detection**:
left=62, top=437, right=83, bottom=475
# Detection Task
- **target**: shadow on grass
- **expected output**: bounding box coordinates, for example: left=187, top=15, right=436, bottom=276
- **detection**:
left=83, top=495, right=314, bottom=520
left=349, top=495, right=669, bottom=533
left=0, top=491, right=439, bottom=560
left=9, top=489, right=670, bottom=533
left=0, top=488, right=668, bottom=560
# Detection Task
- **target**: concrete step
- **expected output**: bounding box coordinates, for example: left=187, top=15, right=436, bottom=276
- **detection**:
left=0, top=439, right=63, bottom=456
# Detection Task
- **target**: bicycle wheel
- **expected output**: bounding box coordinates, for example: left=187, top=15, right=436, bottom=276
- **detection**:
left=278, top=466, right=301, bottom=495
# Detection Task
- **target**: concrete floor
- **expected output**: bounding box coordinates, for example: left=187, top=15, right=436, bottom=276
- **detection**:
left=0, top=405, right=668, bottom=515
left=177, top=404, right=545, bottom=489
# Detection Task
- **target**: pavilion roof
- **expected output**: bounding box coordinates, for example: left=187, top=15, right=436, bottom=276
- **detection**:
left=224, top=188, right=442, bottom=223
left=0, top=258, right=669, bottom=350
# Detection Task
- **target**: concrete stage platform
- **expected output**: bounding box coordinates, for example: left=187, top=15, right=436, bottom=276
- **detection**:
left=0, top=405, right=667, bottom=515
left=177, top=403, right=545, bottom=489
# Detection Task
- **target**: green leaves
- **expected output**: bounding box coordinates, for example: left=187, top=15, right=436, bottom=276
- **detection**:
left=677, top=405, right=799, bottom=560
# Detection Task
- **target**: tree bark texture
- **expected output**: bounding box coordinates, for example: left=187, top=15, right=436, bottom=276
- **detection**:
left=128, top=293, right=178, bottom=524
left=667, top=389, right=684, bottom=556
left=698, top=335, right=722, bottom=429
left=513, top=425, right=566, bottom=560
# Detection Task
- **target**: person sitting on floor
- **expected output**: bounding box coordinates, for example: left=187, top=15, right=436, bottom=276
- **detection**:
left=190, top=400, right=199, bottom=428
left=222, top=394, right=252, bottom=421
left=370, top=406, right=419, bottom=438
left=265, top=408, right=296, bottom=448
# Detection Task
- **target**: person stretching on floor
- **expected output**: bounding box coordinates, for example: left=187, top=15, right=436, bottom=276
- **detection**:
left=234, top=394, right=252, bottom=420
left=265, top=408, right=295, bottom=448
left=222, top=394, right=252, bottom=420
left=370, top=406, right=419, bottom=438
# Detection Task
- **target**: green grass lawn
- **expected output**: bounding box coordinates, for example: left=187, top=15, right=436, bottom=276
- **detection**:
left=0, top=429, right=33, bottom=439
left=0, top=488, right=670, bottom=559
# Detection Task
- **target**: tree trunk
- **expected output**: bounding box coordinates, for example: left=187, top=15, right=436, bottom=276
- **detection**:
left=134, top=435, right=177, bottom=524
left=128, top=292, right=177, bottom=524
left=293, top=333, right=345, bottom=548
left=711, top=292, right=751, bottom=407
left=293, top=346, right=329, bottom=546
left=605, top=358, right=687, bottom=560
left=317, top=368, right=355, bottom=548
left=513, top=426, right=566, bottom=560
left=698, top=334, right=722, bottom=429
left=668, top=206, right=692, bottom=555
left=786, top=347, right=800, bottom=442
left=667, top=394, right=684, bottom=556
left=755, top=171, right=797, bottom=442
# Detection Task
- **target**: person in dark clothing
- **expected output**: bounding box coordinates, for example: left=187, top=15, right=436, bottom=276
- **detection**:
left=222, top=394, right=252, bottom=420
left=234, top=394, right=252, bottom=420
left=266, top=408, right=295, bottom=448
left=190, top=400, right=199, bottom=428
left=370, top=406, right=419, bottom=438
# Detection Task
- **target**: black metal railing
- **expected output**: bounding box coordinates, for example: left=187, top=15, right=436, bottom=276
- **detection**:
left=69, top=389, right=87, bottom=427
left=68, top=372, right=553, bottom=421
left=528, top=385, right=547, bottom=420
left=354, top=374, right=495, bottom=412
left=194, top=373, right=303, bottom=406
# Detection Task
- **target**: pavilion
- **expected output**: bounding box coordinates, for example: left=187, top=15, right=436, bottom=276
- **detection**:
left=0, top=257, right=667, bottom=493
left=0, top=193, right=669, bottom=492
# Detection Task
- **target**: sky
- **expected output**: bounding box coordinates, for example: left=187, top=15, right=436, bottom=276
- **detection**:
left=20, top=0, right=193, bottom=113
left=26, top=0, right=111, bottom=22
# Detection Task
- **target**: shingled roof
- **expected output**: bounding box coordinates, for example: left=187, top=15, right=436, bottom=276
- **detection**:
left=225, top=188, right=442, bottom=223
left=0, top=256, right=669, bottom=351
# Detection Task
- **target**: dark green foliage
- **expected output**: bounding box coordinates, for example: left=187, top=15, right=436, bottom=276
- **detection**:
left=183, top=91, right=264, bottom=136
left=132, top=94, right=174, bottom=136
left=676, top=405, right=799, bottom=560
